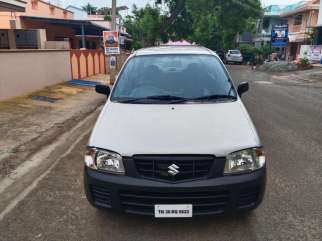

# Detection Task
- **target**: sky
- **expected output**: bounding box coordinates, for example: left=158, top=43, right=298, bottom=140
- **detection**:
left=61, top=0, right=306, bottom=10
left=261, top=0, right=306, bottom=7
left=61, top=0, right=152, bottom=9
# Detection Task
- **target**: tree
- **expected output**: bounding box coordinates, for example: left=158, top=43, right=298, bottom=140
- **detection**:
left=156, top=0, right=186, bottom=36
left=97, top=6, right=128, bottom=23
left=82, top=3, right=97, bottom=15
left=239, top=44, right=259, bottom=63
left=185, top=0, right=263, bottom=50
left=97, top=7, right=112, bottom=16
left=97, top=7, right=112, bottom=21
left=159, top=0, right=193, bottom=41
left=126, top=1, right=263, bottom=50
left=156, top=0, right=262, bottom=50
left=259, top=43, right=271, bottom=60
left=124, top=5, right=164, bottom=48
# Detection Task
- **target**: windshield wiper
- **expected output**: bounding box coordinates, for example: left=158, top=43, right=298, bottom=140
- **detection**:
left=116, top=94, right=236, bottom=104
left=190, top=94, right=237, bottom=101
left=116, top=95, right=187, bottom=103
left=145, top=95, right=187, bottom=100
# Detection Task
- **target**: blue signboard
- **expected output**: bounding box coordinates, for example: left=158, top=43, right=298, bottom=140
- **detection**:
left=271, top=25, right=289, bottom=47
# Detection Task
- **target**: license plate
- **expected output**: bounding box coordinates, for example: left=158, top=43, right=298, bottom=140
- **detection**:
left=154, top=204, right=193, bottom=218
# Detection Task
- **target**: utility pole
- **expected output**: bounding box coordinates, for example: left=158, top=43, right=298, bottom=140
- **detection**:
left=110, top=0, right=117, bottom=85
left=112, top=0, right=117, bottom=31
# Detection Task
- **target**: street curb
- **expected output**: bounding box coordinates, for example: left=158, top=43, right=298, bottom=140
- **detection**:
left=0, top=104, right=103, bottom=221
left=0, top=97, right=105, bottom=178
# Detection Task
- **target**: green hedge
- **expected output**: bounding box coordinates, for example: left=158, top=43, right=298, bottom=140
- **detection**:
left=239, top=44, right=271, bottom=64
left=239, top=44, right=258, bottom=63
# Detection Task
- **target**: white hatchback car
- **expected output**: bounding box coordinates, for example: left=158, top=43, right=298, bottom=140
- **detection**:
left=225, top=49, right=243, bottom=64
left=84, top=46, right=266, bottom=218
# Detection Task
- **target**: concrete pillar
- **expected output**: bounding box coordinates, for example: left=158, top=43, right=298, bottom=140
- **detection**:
left=9, top=19, right=17, bottom=29
left=7, top=30, right=16, bottom=49
left=37, top=29, right=47, bottom=49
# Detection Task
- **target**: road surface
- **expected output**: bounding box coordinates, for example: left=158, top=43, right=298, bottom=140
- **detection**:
left=0, top=66, right=321, bottom=241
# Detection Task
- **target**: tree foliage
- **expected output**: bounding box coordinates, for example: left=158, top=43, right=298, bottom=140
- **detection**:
left=82, top=3, right=97, bottom=15
left=124, top=5, right=165, bottom=48
left=97, top=7, right=123, bottom=21
left=97, top=7, right=111, bottom=15
left=185, top=0, right=262, bottom=50
left=124, top=0, right=263, bottom=50
left=239, top=44, right=259, bottom=62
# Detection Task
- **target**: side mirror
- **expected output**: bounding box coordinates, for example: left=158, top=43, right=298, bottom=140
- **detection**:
left=95, top=85, right=111, bottom=97
left=237, top=82, right=249, bottom=97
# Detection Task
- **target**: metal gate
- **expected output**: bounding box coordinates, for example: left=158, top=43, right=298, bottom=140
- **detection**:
left=15, top=30, right=38, bottom=49
left=0, top=30, right=9, bottom=49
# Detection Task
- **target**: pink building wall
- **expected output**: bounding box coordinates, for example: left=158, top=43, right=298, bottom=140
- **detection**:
left=0, top=0, right=73, bottom=29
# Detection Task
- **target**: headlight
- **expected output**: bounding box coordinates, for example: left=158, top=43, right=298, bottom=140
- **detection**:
left=85, top=148, right=125, bottom=174
left=224, top=148, right=265, bottom=174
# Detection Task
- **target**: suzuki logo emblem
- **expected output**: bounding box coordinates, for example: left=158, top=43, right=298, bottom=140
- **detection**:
left=168, top=164, right=180, bottom=176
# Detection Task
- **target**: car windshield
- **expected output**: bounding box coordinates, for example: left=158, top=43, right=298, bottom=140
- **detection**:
left=230, top=50, right=241, bottom=55
left=111, top=54, right=237, bottom=103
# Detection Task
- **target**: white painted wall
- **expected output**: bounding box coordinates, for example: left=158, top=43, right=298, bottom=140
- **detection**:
left=66, top=6, right=88, bottom=20
left=0, top=50, right=72, bottom=101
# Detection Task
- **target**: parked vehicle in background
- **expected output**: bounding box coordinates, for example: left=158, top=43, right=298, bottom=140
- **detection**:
left=84, top=46, right=266, bottom=218
left=225, top=50, right=243, bottom=64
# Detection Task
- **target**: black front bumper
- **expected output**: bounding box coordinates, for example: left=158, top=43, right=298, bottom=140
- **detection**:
left=84, top=166, right=266, bottom=216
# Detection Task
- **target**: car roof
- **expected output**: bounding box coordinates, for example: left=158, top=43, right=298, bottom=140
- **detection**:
left=134, top=46, right=215, bottom=56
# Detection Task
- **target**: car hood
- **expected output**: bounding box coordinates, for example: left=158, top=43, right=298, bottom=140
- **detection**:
left=89, top=101, right=261, bottom=157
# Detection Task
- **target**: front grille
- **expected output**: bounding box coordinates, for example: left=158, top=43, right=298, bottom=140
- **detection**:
left=91, top=185, right=111, bottom=208
left=134, top=155, right=215, bottom=182
left=237, top=187, right=260, bottom=209
left=120, top=190, right=230, bottom=216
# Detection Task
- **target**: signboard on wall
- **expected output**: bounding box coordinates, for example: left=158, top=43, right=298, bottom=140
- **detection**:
left=103, top=31, right=120, bottom=55
left=300, top=45, right=322, bottom=63
left=110, top=56, right=117, bottom=69
left=119, top=35, right=125, bottom=46
left=271, top=25, right=289, bottom=47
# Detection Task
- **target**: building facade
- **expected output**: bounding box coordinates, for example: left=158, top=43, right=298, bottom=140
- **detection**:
left=281, top=0, right=320, bottom=60
left=65, top=5, right=88, bottom=20
left=0, top=0, right=110, bottom=50
left=254, top=5, right=288, bottom=48
left=0, top=0, right=73, bottom=29
left=0, top=0, right=26, bottom=12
